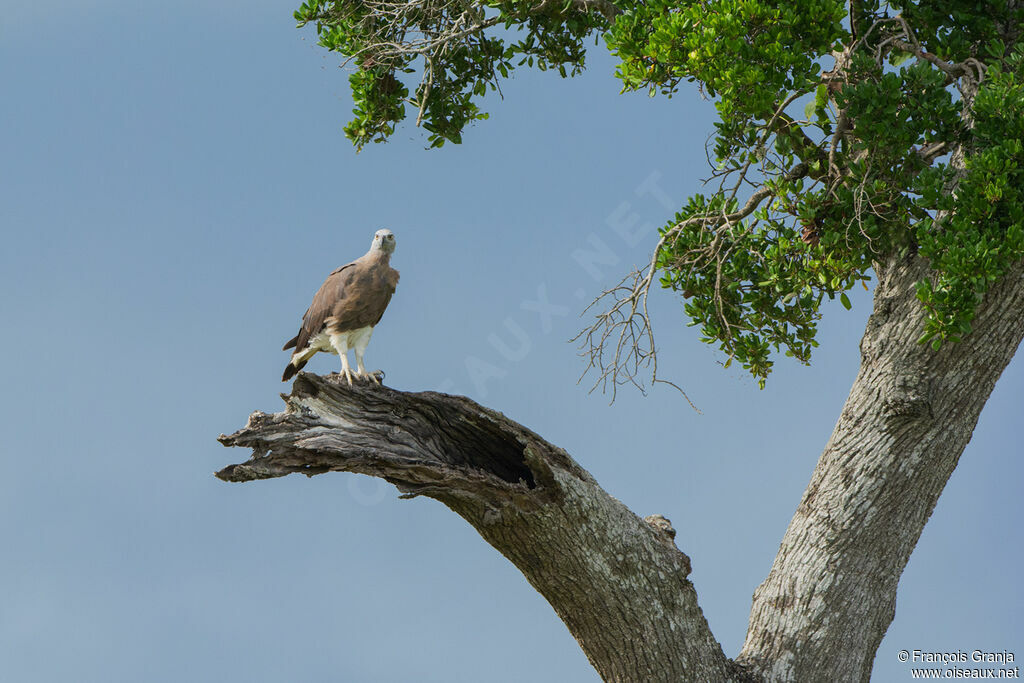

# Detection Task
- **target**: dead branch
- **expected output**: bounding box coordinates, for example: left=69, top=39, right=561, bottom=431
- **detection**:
left=217, top=372, right=737, bottom=681
left=573, top=163, right=808, bottom=406
left=217, top=372, right=578, bottom=506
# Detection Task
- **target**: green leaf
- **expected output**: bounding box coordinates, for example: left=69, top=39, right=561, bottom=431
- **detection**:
left=804, top=97, right=817, bottom=120
left=890, top=50, right=913, bottom=67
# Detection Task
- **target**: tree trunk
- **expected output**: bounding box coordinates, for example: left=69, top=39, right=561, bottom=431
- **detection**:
left=219, top=257, right=1022, bottom=682
left=736, top=254, right=1024, bottom=682
left=218, top=375, right=746, bottom=682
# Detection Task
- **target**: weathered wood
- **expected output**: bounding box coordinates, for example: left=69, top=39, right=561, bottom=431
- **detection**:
left=217, top=374, right=545, bottom=497
left=218, top=373, right=744, bottom=682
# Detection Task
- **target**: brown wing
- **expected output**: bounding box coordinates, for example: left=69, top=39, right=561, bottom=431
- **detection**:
left=323, top=263, right=399, bottom=334
left=371, top=267, right=399, bottom=325
left=284, top=262, right=358, bottom=353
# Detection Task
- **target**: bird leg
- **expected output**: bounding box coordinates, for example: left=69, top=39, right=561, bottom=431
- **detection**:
left=329, top=334, right=355, bottom=385
left=340, top=355, right=355, bottom=385
left=354, top=349, right=379, bottom=384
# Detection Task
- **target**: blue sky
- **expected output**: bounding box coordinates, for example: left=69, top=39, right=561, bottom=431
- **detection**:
left=1, top=2, right=1020, bottom=681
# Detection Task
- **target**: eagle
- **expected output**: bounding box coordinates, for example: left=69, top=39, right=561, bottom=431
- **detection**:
left=282, top=229, right=399, bottom=383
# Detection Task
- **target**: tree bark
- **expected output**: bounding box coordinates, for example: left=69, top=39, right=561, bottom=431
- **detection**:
left=736, top=255, right=1024, bottom=682
left=218, top=375, right=746, bottom=682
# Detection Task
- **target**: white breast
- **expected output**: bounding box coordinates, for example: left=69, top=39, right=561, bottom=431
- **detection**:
left=304, top=326, right=375, bottom=355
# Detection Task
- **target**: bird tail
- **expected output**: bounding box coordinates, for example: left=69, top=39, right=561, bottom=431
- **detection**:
left=282, top=358, right=308, bottom=382
left=283, top=343, right=318, bottom=381
left=282, top=334, right=299, bottom=351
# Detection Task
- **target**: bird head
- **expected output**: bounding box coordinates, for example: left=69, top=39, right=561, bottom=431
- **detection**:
left=372, top=229, right=396, bottom=254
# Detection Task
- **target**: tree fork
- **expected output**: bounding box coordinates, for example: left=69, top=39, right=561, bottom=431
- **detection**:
left=218, top=375, right=745, bottom=682
left=217, top=259, right=1022, bottom=682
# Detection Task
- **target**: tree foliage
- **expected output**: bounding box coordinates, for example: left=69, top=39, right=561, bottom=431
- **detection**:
left=294, top=0, right=612, bottom=147
left=297, top=0, right=1024, bottom=388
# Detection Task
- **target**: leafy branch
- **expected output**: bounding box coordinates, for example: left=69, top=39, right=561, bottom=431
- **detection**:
left=295, top=0, right=613, bottom=148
